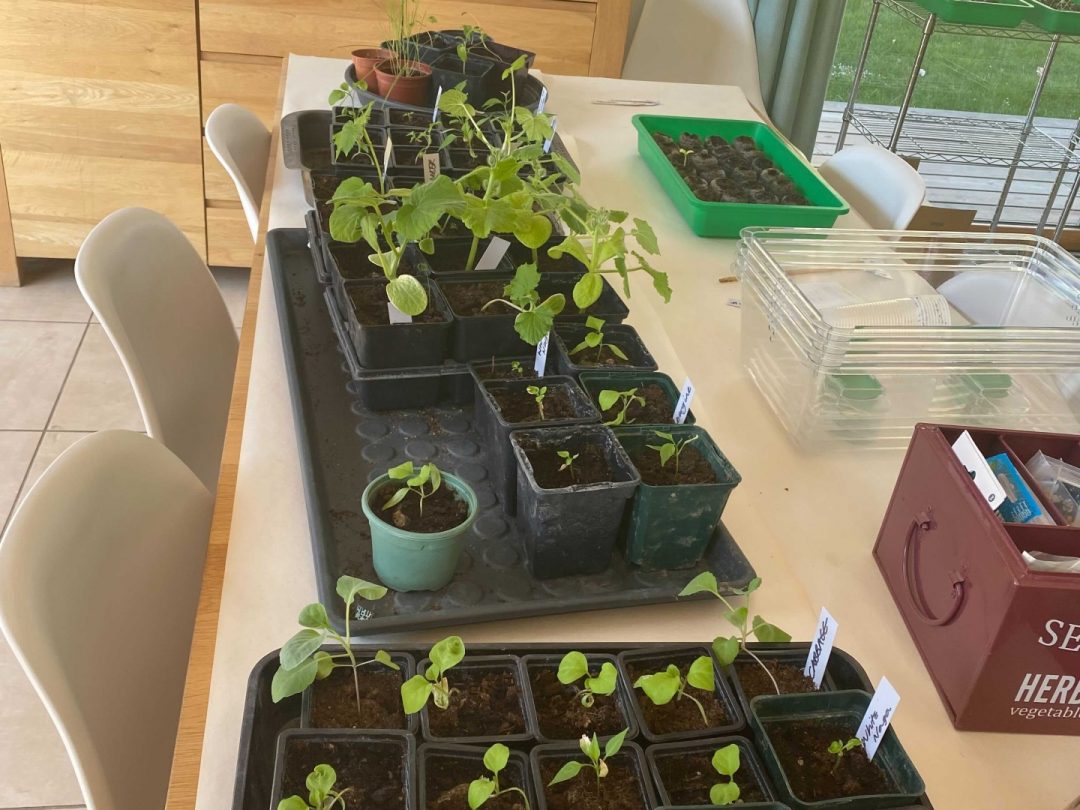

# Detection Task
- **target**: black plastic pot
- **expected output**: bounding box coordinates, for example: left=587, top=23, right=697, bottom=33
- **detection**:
left=269, top=729, right=416, bottom=810
left=341, top=277, right=453, bottom=369
left=473, top=376, right=599, bottom=512
left=446, top=148, right=487, bottom=175
left=468, top=356, right=539, bottom=383
left=329, top=123, right=388, bottom=170
left=521, top=653, right=639, bottom=744
left=430, top=52, right=498, bottom=105
left=749, top=691, right=925, bottom=810
left=530, top=740, right=656, bottom=810
left=553, top=323, right=658, bottom=377
left=510, top=425, right=639, bottom=579
left=612, top=425, right=740, bottom=571
left=436, top=271, right=529, bottom=362
left=419, top=743, right=536, bottom=810
left=299, top=649, right=418, bottom=732
left=333, top=105, right=387, bottom=127
left=617, top=645, right=746, bottom=743
left=418, top=655, right=536, bottom=745
left=543, top=275, right=630, bottom=325
left=646, top=735, right=778, bottom=806
left=405, top=236, right=515, bottom=276
left=508, top=235, right=587, bottom=274
left=580, top=371, right=695, bottom=427
left=391, top=143, right=451, bottom=173
left=325, top=242, right=402, bottom=318
left=726, top=646, right=838, bottom=727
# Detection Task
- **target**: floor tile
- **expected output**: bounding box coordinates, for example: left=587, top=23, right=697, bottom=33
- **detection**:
left=0, top=259, right=89, bottom=323
left=211, top=266, right=250, bottom=328
left=0, top=322, right=86, bottom=431
left=0, top=432, right=39, bottom=530
left=14, top=432, right=93, bottom=512
left=48, top=325, right=143, bottom=433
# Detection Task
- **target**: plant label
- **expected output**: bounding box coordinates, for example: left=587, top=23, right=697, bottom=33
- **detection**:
left=387, top=302, right=412, bottom=325
left=951, top=430, right=1006, bottom=510
left=534, top=333, right=550, bottom=376
left=422, top=152, right=440, bottom=182
left=537, top=86, right=549, bottom=113
left=432, top=86, right=443, bottom=122
left=476, top=236, right=511, bottom=271
left=857, top=676, right=900, bottom=761
left=673, top=378, right=694, bottom=424
left=543, top=117, right=558, bottom=154
left=803, top=607, right=838, bottom=689
left=382, top=137, right=394, bottom=174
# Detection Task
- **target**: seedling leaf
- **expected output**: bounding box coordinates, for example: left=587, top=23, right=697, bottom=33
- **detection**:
left=280, top=628, right=325, bottom=671
left=634, top=664, right=681, bottom=705
left=686, top=655, right=714, bottom=692
left=548, top=761, right=584, bottom=785
left=386, top=275, right=429, bottom=317
left=484, top=743, right=510, bottom=774
left=584, top=662, right=618, bottom=696
left=468, top=778, right=495, bottom=810
left=712, top=744, right=740, bottom=777
left=680, top=572, right=720, bottom=597
left=336, top=575, right=387, bottom=605
left=710, top=783, right=741, bottom=806
left=298, top=603, right=331, bottom=630
left=558, top=651, right=590, bottom=685
left=271, top=655, right=318, bottom=702
left=401, top=675, right=434, bottom=714
left=604, top=728, right=627, bottom=758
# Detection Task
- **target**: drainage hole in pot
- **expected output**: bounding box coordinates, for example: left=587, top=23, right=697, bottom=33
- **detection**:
left=427, top=666, right=526, bottom=737
left=629, top=443, right=717, bottom=486
left=373, top=482, right=468, bottom=532
left=309, top=666, right=408, bottom=729
left=282, top=739, right=407, bottom=810
left=529, top=665, right=627, bottom=739
left=626, top=654, right=732, bottom=734
left=427, top=753, right=528, bottom=810
left=538, top=752, right=647, bottom=810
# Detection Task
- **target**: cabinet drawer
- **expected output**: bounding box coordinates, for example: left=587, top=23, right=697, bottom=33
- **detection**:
left=207, top=206, right=254, bottom=267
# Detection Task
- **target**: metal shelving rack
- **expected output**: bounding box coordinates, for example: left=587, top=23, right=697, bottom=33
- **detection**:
left=836, top=0, right=1080, bottom=241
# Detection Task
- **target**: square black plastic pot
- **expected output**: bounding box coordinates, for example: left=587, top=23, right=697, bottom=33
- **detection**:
left=333, top=105, right=387, bottom=127
left=473, top=377, right=599, bottom=512
left=418, top=655, right=536, bottom=745
left=530, top=740, right=656, bottom=810
left=726, top=646, right=838, bottom=727
left=510, top=425, right=639, bottom=579
left=612, top=424, right=740, bottom=571
left=342, top=278, right=453, bottom=370
left=326, top=243, right=406, bottom=318
left=348, top=368, right=463, bottom=413
left=430, top=52, right=498, bottom=105
left=329, top=123, right=388, bottom=170
left=405, top=236, right=515, bottom=277
left=617, top=644, right=746, bottom=743
left=419, top=743, right=536, bottom=810
left=270, top=729, right=416, bottom=809
left=521, top=653, right=639, bottom=744
left=468, top=356, right=539, bottom=383
left=580, top=371, right=695, bottom=427
left=749, top=690, right=925, bottom=810
left=299, top=648, right=418, bottom=732
left=446, top=148, right=487, bottom=174
left=553, top=323, right=658, bottom=378
left=435, top=271, right=531, bottom=362
left=543, top=275, right=630, bottom=326
left=646, top=735, right=778, bottom=806
left=391, top=143, right=451, bottom=173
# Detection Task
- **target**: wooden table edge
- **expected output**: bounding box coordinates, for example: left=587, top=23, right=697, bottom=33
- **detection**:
left=165, top=58, right=288, bottom=810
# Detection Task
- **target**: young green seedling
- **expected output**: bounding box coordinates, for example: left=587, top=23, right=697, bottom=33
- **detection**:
left=548, top=729, right=629, bottom=792
left=557, top=651, right=618, bottom=708
left=556, top=450, right=580, bottom=483
left=381, top=460, right=443, bottom=516
left=271, top=576, right=398, bottom=721
left=401, top=635, right=466, bottom=713
left=646, top=431, right=698, bottom=479
left=481, top=263, right=565, bottom=345
left=828, top=737, right=863, bottom=772
left=527, top=385, right=548, bottom=420
left=569, top=317, right=627, bottom=365
left=678, top=574, right=791, bottom=696
left=468, top=743, right=531, bottom=810
left=633, top=655, right=714, bottom=726
left=677, top=147, right=694, bottom=167
left=709, top=744, right=741, bottom=806
left=510, top=360, right=524, bottom=377
left=277, top=764, right=350, bottom=810
left=598, top=388, right=644, bottom=427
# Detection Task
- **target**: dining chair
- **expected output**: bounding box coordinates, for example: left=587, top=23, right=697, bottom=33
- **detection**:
left=75, top=207, right=239, bottom=492
left=205, top=103, right=271, bottom=240
left=818, top=144, right=927, bottom=230
left=0, top=430, right=213, bottom=810
left=622, top=0, right=767, bottom=114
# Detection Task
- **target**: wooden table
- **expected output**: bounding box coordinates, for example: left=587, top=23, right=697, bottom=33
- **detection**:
left=166, top=54, right=1080, bottom=810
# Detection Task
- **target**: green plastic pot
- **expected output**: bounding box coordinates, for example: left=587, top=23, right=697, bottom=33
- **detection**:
left=579, top=371, right=696, bottom=426
left=914, top=0, right=1032, bottom=26
left=613, top=425, right=741, bottom=570
left=1026, top=0, right=1080, bottom=33
left=361, top=472, right=478, bottom=592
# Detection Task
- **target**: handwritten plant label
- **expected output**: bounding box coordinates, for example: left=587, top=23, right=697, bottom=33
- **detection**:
left=673, top=378, right=695, bottom=424
left=432, top=86, right=443, bottom=121
left=543, top=117, right=558, bottom=154
left=857, top=676, right=900, bottom=760
left=951, top=430, right=1005, bottom=510
left=476, top=236, right=511, bottom=271
left=422, top=152, right=440, bottom=182
left=387, top=302, right=413, bottom=324
left=534, top=333, right=550, bottom=376
left=382, top=137, right=394, bottom=174
left=803, top=607, right=838, bottom=689
left=537, top=86, right=549, bottom=113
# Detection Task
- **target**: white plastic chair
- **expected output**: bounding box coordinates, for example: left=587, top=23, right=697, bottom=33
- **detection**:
left=622, top=0, right=767, bottom=114
left=205, top=103, right=271, bottom=240
left=0, top=430, right=213, bottom=810
left=76, top=208, right=239, bottom=492
left=818, top=144, right=927, bottom=230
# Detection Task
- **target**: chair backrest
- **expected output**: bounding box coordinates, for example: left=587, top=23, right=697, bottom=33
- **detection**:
left=75, top=208, right=239, bottom=492
left=622, top=0, right=767, bottom=113
left=205, top=103, right=271, bottom=240
left=0, top=430, right=213, bottom=810
left=818, top=144, right=927, bottom=231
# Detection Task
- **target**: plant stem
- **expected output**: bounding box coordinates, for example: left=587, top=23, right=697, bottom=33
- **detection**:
left=679, top=681, right=710, bottom=726
left=744, top=644, right=781, bottom=695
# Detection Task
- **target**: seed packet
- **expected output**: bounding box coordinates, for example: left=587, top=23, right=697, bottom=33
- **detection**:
left=1025, top=451, right=1080, bottom=527
left=985, top=453, right=1053, bottom=525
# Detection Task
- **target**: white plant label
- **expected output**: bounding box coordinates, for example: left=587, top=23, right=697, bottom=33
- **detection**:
left=432, top=86, right=443, bottom=121
left=857, top=677, right=900, bottom=761
left=673, top=378, right=694, bottom=424
left=476, top=236, right=511, bottom=271
left=422, top=152, right=440, bottom=182
left=951, top=430, right=1006, bottom=510
left=387, top=302, right=413, bottom=324
left=382, top=137, right=393, bottom=174
left=543, top=117, right=558, bottom=154
left=803, top=607, right=839, bottom=689
left=534, top=333, right=550, bottom=376
left=537, top=86, right=549, bottom=113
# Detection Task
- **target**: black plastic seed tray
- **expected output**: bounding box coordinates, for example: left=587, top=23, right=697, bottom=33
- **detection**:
left=231, top=642, right=934, bottom=810
left=269, top=228, right=757, bottom=634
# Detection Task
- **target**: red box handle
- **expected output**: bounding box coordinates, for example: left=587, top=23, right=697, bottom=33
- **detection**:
left=902, top=508, right=967, bottom=627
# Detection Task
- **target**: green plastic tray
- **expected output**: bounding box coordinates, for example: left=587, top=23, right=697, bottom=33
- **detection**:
left=914, top=0, right=1032, bottom=27
left=632, top=115, right=848, bottom=239
left=1026, top=0, right=1080, bottom=33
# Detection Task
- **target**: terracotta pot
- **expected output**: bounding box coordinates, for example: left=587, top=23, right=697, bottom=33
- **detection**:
left=351, top=47, right=392, bottom=90
left=374, top=59, right=432, bottom=106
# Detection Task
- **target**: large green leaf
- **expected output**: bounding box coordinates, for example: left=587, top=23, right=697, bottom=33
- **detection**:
left=328, top=205, right=365, bottom=243
left=400, top=674, right=434, bottom=714
left=752, top=615, right=792, bottom=643
left=514, top=309, right=555, bottom=347
left=572, top=274, right=603, bottom=309
left=634, top=665, right=681, bottom=706
left=307, top=764, right=337, bottom=805
left=395, top=175, right=462, bottom=242
left=280, top=628, right=325, bottom=670
left=585, top=662, right=618, bottom=696
left=336, top=575, right=387, bottom=605
left=680, top=572, right=720, bottom=597
left=297, top=603, right=330, bottom=630
left=429, top=635, right=466, bottom=674
left=557, top=651, right=589, bottom=685
left=687, top=655, right=714, bottom=692
left=386, top=275, right=428, bottom=317
left=506, top=263, right=540, bottom=304
left=548, top=235, right=590, bottom=267
left=604, top=727, right=628, bottom=758
left=712, top=635, right=741, bottom=667
left=633, top=218, right=659, bottom=254
left=468, top=777, right=495, bottom=810
left=548, top=761, right=584, bottom=786
left=271, top=656, right=318, bottom=702
left=483, top=743, right=510, bottom=774
left=513, top=213, right=553, bottom=249
left=712, top=744, right=741, bottom=777
left=330, top=176, right=380, bottom=208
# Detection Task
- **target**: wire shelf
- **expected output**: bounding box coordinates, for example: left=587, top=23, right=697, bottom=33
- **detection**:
left=883, top=0, right=1080, bottom=43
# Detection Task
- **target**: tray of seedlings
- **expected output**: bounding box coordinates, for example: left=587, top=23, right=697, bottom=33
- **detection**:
left=1025, top=0, right=1080, bottom=33
left=233, top=577, right=934, bottom=809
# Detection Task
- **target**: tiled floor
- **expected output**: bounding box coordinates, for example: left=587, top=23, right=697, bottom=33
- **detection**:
left=0, top=259, right=248, bottom=809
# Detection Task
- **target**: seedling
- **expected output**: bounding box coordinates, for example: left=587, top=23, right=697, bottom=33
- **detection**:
left=381, top=460, right=442, bottom=516
left=678, top=574, right=791, bottom=696
left=271, top=576, right=398, bottom=721
left=549, top=729, right=628, bottom=792
left=401, top=635, right=466, bottom=713
left=646, top=430, right=698, bottom=478
left=277, top=764, right=350, bottom=810
left=633, top=655, right=714, bottom=726
left=468, top=743, right=531, bottom=810
left=510, top=360, right=524, bottom=377
left=556, top=450, right=580, bottom=483
left=527, top=385, right=548, bottom=420
left=557, top=651, right=617, bottom=707
left=709, top=744, right=742, bottom=806
left=677, top=147, right=694, bottom=167
left=481, top=263, right=565, bottom=345
left=828, top=737, right=863, bottom=772
left=569, top=316, right=627, bottom=365
left=598, top=388, right=644, bottom=427
left=455, top=24, right=490, bottom=70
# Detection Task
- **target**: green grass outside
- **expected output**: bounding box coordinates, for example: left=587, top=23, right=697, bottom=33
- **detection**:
left=826, top=0, right=1080, bottom=119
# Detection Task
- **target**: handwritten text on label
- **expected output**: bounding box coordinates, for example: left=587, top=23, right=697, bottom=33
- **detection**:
left=857, top=677, right=900, bottom=760
left=534, top=333, right=550, bottom=376
left=803, top=607, right=838, bottom=689
left=673, top=378, right=694, bottom=424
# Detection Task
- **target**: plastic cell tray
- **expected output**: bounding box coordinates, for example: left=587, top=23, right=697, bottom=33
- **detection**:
left=268, top=228, right=757, bottom=634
